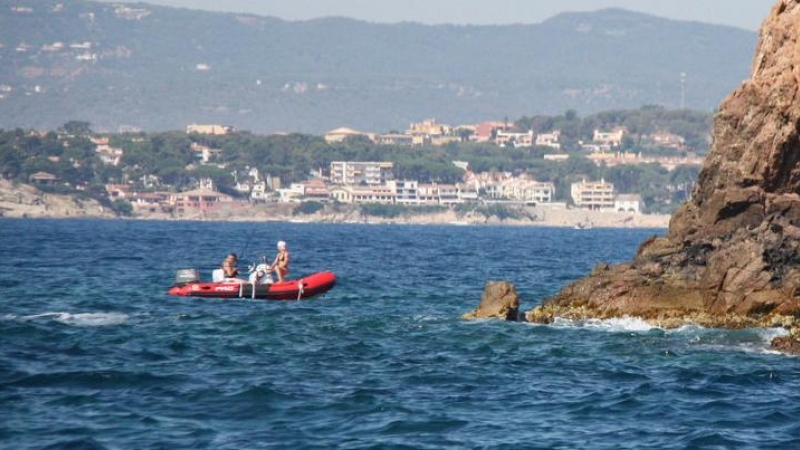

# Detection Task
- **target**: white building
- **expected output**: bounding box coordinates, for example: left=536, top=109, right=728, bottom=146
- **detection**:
left=389, top=180, right=422, bottom=205
left=330, top=161, right=394, bottom=185
left=186, top=124, right=235, bottom=135
left=457, top=183, right=479, bottom=202
left=535, top=131, right=562, bottom=149
left=649, top=132, right=686, bottom=150
left=592, top=128, right=626, bottom=147
left=436, top=184, right=461, bottom=205
left=277, top=183, right=306, bottom=203
left=495, top=130, right=534, bottom=148
left=95, top=144, right=123, bottom=166
left=250, top=182, right=269, bottom=201
left=375, top=134, right=414, bottom=146
left=324, top=127, right=372, bottom=143
left=615, top=194, right=642, bottom=214
left=190, top=142, right=221, bottom=164
left=496, top=178, right=555, bottom=203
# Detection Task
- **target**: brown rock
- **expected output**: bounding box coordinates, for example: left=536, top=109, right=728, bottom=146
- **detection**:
left=771, top=336, right=800, bottom=355
left=528, top=1, right=800, bottom=352
left=464, top=281, right=520, bottom=321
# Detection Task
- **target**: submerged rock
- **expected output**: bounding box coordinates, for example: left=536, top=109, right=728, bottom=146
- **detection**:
left=526, top=0, right=800, bottom=351
left=464, top=281, right=520, bottom=321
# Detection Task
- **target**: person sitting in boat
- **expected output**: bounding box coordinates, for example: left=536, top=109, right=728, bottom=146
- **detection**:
left=221, top=253, right=246, bottom=284
left=269, top=241, right=290, bottom=283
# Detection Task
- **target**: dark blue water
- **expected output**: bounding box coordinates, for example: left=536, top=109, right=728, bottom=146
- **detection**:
left=1, top=219, right=799, bottom=449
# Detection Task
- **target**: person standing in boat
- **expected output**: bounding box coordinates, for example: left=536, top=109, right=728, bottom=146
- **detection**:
left=222, top=253, right=246, bottom=284
left=269, top=241, right=290, bottom=282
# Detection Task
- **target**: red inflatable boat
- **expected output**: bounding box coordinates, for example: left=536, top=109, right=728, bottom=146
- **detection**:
left=167, top=270, right=336, bottom=301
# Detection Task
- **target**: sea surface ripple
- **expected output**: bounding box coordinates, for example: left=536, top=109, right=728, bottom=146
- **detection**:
left=1, top=219, right=799, bottom=449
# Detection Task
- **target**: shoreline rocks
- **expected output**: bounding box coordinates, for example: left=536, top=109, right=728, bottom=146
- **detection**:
left=0, top=179, right=114, bottom=219
left=463, top=281, right=521, bottom=321
left=524, top=0, right=800, bottom=354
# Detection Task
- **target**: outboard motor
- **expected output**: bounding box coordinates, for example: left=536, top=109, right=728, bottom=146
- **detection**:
left=248, top=256, right=273, bottom=285
left=249, top=263, right=273, bottom=285
left=174, top=269, right=199, bottom=285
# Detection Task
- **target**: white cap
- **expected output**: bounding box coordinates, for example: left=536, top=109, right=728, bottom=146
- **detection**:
left=277, top=240, right=286, bottom=250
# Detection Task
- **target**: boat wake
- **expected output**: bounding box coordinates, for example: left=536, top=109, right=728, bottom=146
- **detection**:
left=7, top=312, right=130, bottom=327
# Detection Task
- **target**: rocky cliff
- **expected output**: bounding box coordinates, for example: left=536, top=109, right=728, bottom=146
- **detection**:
left=527, top=0, right=800, bottom=350
left=0, top=179, right=114, bottom=219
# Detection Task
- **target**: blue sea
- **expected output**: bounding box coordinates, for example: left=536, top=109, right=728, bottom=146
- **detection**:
left=1, top=219, right=799, bottom=449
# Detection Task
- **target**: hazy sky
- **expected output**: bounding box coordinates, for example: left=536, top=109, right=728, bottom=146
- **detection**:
left=126, top=0, right=777, bottom=30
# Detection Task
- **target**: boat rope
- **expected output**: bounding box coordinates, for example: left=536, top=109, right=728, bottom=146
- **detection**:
left=238, top=283, right=243, bottom=298
left=252, top=282, right=256, bottom=299
left=297, top=281, right=304, bottom=301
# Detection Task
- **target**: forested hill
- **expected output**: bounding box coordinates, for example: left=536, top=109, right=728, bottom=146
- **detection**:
left=0, top=1, right=756, bottom=133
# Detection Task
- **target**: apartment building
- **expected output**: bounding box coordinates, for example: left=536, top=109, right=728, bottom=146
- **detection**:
left=349, top=185, right=396, bottom=204
left=329, top=161, right=394, bottom=185
left=571, top=179, right=615, bottom=211
left=489, top=178, right=556, bottom=203
left=435, top=184, right=461, bottom=205
left=389, top=180, right=421, bottom=205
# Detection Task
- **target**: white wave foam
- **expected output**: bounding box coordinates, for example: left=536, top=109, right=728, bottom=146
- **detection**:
left=17, top=312, right=129, bottom=327
left=539, top=315, right=793, bottom=355
left=551, top=316, right=657, bottom=332
left=756, top=327, right=790, bottom=341
left=668, top=324, right=707, bottom=333
left=413, top=314, right=440, bottom=323
left=682, top=327, right=790, bottom=355
left=740, top=328, right=792, bottom=355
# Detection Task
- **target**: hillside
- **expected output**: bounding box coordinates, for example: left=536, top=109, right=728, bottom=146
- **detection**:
left=0, top=1, right=756, bottom=133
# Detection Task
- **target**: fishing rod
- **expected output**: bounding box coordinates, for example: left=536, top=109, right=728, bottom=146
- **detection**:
left=238, top=228, right=257, bottom=262
left=238, top=228, right=271, bottom=274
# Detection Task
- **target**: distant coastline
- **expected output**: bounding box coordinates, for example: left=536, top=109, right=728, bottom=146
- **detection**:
left=0, top=179, right=669, bottom=228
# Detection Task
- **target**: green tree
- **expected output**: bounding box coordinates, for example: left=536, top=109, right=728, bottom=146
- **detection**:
left=60, top=121, right=93, bottom=135
left=111, top=199, right=134, bottom=216
left=293, top=201, right=325, bottom=215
